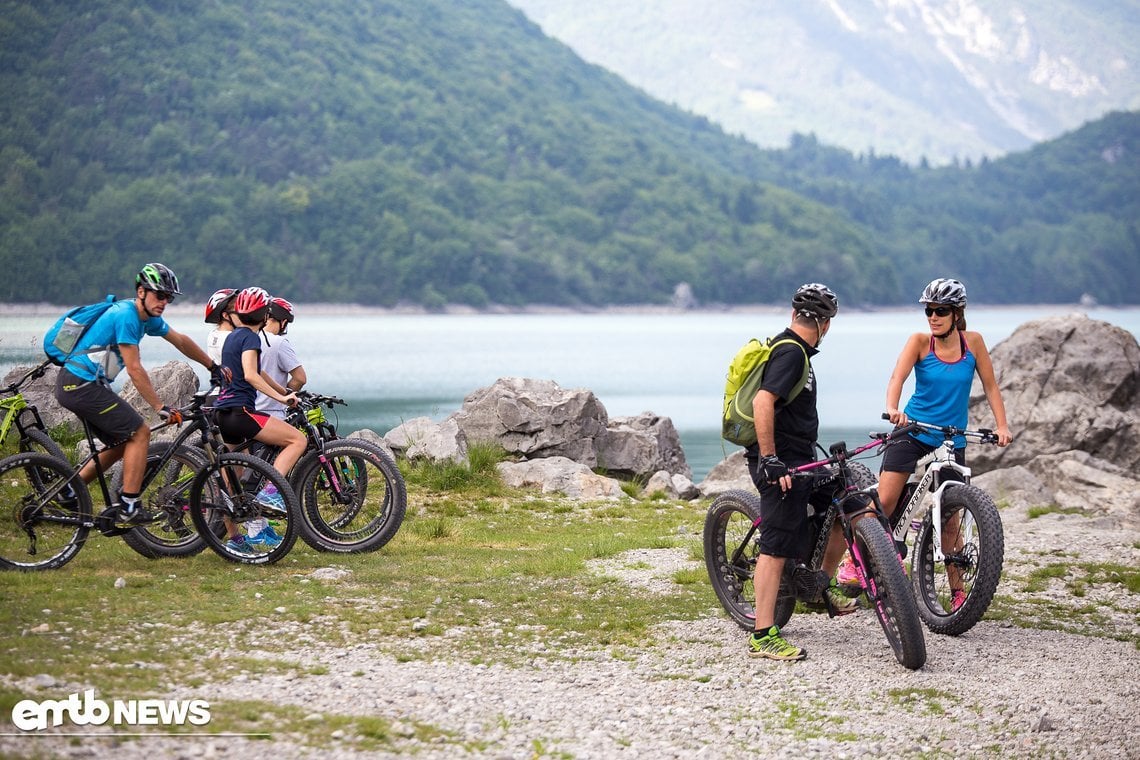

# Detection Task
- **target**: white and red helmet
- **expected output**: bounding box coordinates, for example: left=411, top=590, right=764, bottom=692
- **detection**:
left=204, top=288, right=237, bottom=324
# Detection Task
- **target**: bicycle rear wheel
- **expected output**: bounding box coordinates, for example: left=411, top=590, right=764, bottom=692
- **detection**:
left=189, top=452, right=298, bottom=565
left=292, top=440, right=407, bottom=553
left=911, top=483, right=1004, bottom=636
left=703, top=489, right=795, bottom=631
left=0, top=452, right=92, bottom=571
left=117, top=442, right=217, bottom=559
left=853, top=518, right=926, bottom=669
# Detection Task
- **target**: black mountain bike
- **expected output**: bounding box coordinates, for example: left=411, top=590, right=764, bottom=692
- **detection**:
left=0, top=389, right=300, bottom=570
left=705, top=430, right=927, bottom=670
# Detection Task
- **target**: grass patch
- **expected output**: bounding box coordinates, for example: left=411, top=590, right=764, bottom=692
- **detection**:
left=1027, top=504, right=1085, bottom=519
left=886, top=687, right=958, bottom=716
left=401, top=440, right=508, bottom=494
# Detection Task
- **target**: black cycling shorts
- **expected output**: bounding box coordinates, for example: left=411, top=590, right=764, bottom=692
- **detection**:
left=54, top=370, right=144, bottom=448
left=881, top=434, right=965, bottom=474
left=214, top=406, right=271, bottom=445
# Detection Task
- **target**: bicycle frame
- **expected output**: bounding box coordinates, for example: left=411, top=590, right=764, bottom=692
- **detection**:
left=885, top=420, right=996, bottom=564
left=0, top=362, right=53, bottom=448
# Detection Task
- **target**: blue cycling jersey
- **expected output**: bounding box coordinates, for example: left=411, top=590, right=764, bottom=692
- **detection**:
left=64, top=300, right=169, bottom=383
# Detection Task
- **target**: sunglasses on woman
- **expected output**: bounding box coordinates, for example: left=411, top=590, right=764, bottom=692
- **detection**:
left=924, top=306, right=953, bottom=317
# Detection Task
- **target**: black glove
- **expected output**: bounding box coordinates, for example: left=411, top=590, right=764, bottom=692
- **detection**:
left=209, top=362, right=231, bottom=387
left=159, top=405, right=183, bottom=425
left=758, top=454, right=788, bottom=483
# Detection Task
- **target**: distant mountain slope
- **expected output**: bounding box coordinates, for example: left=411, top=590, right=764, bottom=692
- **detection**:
left=507, top=0, right=1140, bottom=165
left=0, top=0, right=1137, bottom=307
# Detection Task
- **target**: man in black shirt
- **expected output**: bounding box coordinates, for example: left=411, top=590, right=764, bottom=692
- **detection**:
left=745, top=283, right=854, bottom=661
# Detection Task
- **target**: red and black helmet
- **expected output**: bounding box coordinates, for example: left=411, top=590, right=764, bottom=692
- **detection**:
left=204, top=288, right=237, bottom=324
left=267, top=297, right=295, bottom=324
left=232, top=286, right=271, bottom=322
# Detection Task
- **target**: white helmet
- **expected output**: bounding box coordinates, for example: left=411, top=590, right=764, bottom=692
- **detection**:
left=919, top=278, right=967, bottom=307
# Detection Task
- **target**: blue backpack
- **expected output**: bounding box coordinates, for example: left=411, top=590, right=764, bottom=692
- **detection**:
left=43, top=295, right=118, bottom=368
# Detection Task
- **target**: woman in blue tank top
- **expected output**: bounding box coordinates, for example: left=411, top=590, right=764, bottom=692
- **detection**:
left=879, top=278, right=1012, bottom=512
left=835, top=278, right=1013, bottom=608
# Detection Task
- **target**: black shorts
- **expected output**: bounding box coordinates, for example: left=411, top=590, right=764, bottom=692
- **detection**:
left=880, top=434, right=965, bottom=474
left=747, top=452, right=827, bottom=559
left=54, top=370, right=143, bottom=447
left=214, top=406, right=271, bottom=445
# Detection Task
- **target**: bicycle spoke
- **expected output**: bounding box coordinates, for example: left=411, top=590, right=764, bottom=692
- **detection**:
left=0, top=453, right=90, bottom=571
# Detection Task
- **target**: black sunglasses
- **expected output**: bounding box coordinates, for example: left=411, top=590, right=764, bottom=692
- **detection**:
left=924, top=306, right=953, bottom=317
left=152, top=291, right=177, bottom=303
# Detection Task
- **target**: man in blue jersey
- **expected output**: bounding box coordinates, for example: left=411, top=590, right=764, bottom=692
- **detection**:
left=54, top=263, right=221, bottom=525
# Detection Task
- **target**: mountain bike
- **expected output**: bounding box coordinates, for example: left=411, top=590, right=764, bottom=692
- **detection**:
left=0, top=361, right=68, bottom=462
left=704, top=429, right=927, bottom=670
left=249, top=391, right=407, bottom=554
left=0, top=389, right=300, bottom=570
left=877, top=417, right=1004, bottom=636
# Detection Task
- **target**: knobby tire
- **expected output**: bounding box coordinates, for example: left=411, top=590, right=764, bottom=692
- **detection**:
left=703, top=489, right=794, bottom=631
left=292, top=440, right=407, bottom=553
left=116, top=442, right=214, bottom=559
left=21, top=427, right=68, bottom=464
left=911, top=483, right=1004, bottom=636
left=0, top=451, right=92, bottom=571
left=853, top=518, right=927, bottom=670
left=189, top=452, right=299, bottom=565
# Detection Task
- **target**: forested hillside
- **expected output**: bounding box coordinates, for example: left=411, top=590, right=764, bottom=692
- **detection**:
left=1, top=0, right=1137, bottom=307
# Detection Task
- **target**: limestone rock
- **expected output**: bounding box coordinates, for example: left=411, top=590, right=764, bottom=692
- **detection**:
left=599, top=412, right=691, bottom=479
left=970, top=314, right=1140, bottom=472
left=496, top=456, right=624, bottom=500
left=451, top=377, right=608, bottom=466
left=385, top=416, right=468, bottom=464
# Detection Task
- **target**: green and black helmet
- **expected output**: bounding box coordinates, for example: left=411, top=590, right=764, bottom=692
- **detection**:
left=136, top=263, right=182, bottom=296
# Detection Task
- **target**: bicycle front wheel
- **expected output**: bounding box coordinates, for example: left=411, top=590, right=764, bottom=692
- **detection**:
left=292, top=440, right=407, bottom=553
left=911, top=483, right=1004, bottom=636
left=21, top=427, right=68, bottom=463
left=118, top=442, right=215, bottom=559
left=0, top=452, right=92, bottom=571
left=853, top=518, right=926, bottom=670
left=703, top=489, right=795, bottom=631
left=189, top=452, right=298, bottom=565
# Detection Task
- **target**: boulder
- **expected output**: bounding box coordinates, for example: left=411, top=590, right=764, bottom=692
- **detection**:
left=384, top=416, right=468, bottom=464
left=598, top=412, right=692, bottom=479
left=970, top=314, right=1140, bottom=472
left=496, top=456, right=625, bottom=500
left=120, top=361, right=202, bottom=424
left=451, top=377, right=608, bottom=466
left=2, top=364, right=71, bottom=431
left=697, top=450, right=755, bottom=498
left=346, top=428, right=398, bottom=460
left=645, top=469, right=700, bottom=500
left=977, top=450, right=1140, bottom=528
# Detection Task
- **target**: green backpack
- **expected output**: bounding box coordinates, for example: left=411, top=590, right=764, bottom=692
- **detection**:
left=721, top=336, right=810, bottom=446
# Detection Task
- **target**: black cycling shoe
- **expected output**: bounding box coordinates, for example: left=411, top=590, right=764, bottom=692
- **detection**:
left=115, top=504, right=158, bottom=526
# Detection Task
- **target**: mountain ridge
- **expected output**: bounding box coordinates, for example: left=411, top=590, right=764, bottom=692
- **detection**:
left=507, top=0, right=1140, bottom=165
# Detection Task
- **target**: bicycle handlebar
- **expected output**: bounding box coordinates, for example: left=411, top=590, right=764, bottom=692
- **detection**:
left=879, top=413, right=998, bottom=444
left=296, top=390, right=346, bottom=408
left=0, top=360, right=53, bottom=396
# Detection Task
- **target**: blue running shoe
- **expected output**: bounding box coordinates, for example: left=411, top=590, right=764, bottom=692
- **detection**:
left=247, top=525, right=283, bottom=549
left=255, top=485, right=287, bottom=515
left=225, top=536, right=255, bottom=555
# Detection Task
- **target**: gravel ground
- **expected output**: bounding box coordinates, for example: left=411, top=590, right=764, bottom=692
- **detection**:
left=5, top=504, right=1139, bottom=759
